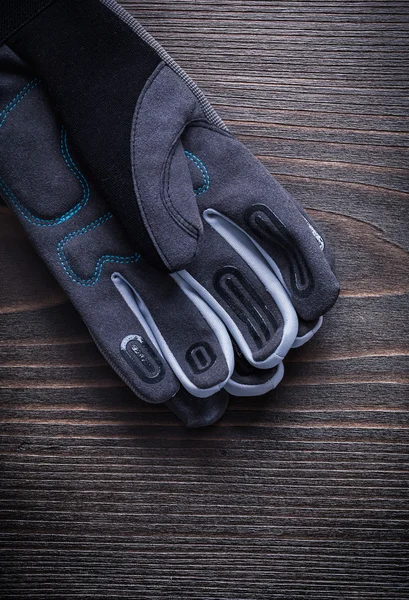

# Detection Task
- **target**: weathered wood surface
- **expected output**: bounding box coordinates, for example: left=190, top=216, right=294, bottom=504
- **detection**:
left=1, top=1, right=408, bottom=598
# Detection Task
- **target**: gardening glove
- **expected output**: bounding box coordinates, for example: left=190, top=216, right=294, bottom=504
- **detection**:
left=0, top=0, right=340, bottom=423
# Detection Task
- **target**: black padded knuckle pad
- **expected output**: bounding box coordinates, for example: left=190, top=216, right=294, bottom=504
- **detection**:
left=214, top=266, right=279, bottom=351
left=245, top=204, right=314, bottom=298
left=121, top=335, right=166, bottom=384
left=186, top=342, right=217, bottom=375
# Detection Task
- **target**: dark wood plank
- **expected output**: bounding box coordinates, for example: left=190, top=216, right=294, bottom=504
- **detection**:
left=1, top=1, right=409, bottom=598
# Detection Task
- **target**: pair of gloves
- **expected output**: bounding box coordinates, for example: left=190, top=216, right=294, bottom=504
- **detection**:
left=0, top=0, right=340, bottom=426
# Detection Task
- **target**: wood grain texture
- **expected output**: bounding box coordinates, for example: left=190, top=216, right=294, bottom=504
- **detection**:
left=1, top=1, right=408, bottom=598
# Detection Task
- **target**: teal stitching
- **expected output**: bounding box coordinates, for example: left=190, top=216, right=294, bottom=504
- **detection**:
left=57, top=212, right=140, bottom=286
left=0, top=126, right=89, bottom=226
left=0, top=80, right=138, bottom=287
left=185, top=151, right=210, bottom=196
left=0, top=78, right=40, bottom=128
left=58, top=126, right=90, bottom=219
left=0, top=79, right=39, bottom=115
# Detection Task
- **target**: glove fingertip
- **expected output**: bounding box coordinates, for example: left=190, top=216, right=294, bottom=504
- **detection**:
left=166, top=389, right=229, bottom=428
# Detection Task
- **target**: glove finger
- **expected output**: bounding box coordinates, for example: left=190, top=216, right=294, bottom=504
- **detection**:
left=175, top=221, right=299, bottom=369
left=293, top=317, right=323, bottom=349
left=111, top=264, right=234, bottom=398
left=191, top=208, right=324, bottom=353
left=203, top=209, right=323, bottom=348
left=226, top=343, right=284, bottom=397
left=226, top=317, right=320, bottom=398
left=166, top=388, right=229, bottom=428
left=183, top=125, right=340, bottom=321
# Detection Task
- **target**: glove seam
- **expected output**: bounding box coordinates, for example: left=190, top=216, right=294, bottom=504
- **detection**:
left=56, top=212, right=140, bottom=286
left=0, top=77, right=90, bottom=227
left=131, top=63, right=202, bottom=262
left=162, top=137, right=201, bottom=238
left=0, top=77, right=40, bottom=128
left=184, top=151, right=210, bottom=197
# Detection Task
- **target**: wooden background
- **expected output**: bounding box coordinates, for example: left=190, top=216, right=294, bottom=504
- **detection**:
left=1, top=1, right=408, bottom=598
